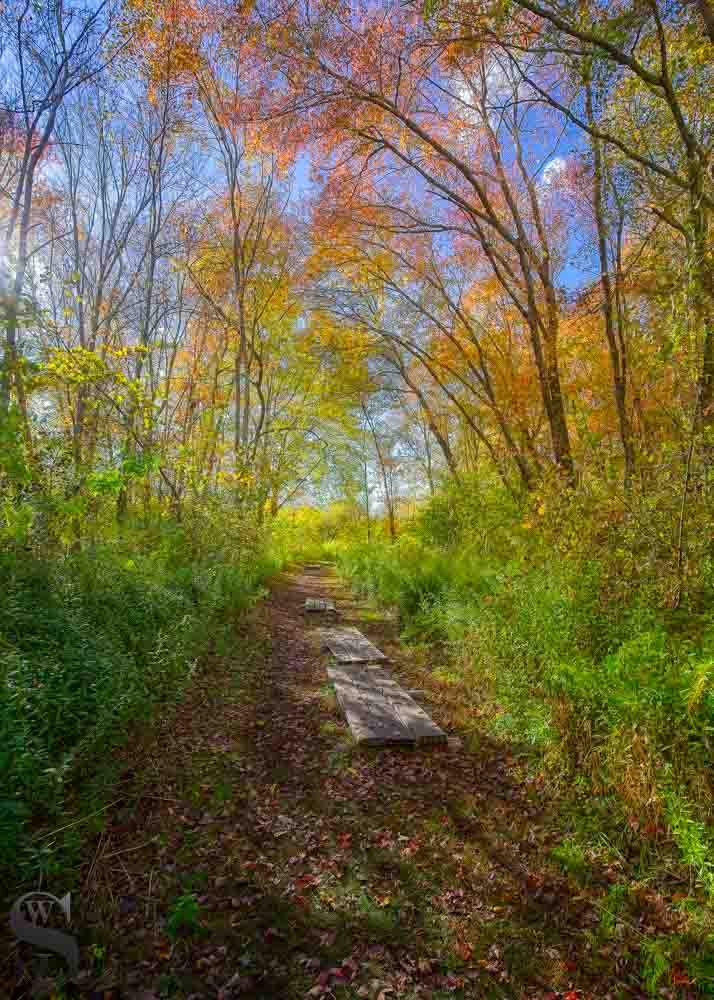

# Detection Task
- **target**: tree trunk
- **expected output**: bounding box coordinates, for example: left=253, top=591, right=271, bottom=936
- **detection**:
left=586, top=78, right=635, bottom=489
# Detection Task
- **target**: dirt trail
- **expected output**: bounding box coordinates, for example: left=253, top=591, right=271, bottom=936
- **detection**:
left=6, top=567, right=678, bottom=999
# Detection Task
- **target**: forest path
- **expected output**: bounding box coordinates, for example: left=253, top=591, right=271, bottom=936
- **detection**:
left=16, top=567, right=669, bottom=999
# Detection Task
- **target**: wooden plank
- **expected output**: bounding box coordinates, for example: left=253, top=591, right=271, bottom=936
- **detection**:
left=304, top=598, right=336, bottom=613
left=319, top=626, right=387, bottom=663
left=366, top=666, right=448, bottom=744
left=390, top=687, right=447, bottom=744
left=327, top=664, right=414, bottom=746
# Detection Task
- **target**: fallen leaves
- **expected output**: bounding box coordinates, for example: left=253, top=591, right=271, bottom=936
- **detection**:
left=455, top=937, right=474, bottom=962
left=22, top=574, right=697, bottom=1000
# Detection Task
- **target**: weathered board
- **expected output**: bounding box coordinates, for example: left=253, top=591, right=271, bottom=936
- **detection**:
left=327, top=664, right=414, bottom=746
left=319, top=626, right=387, bottom=663
left=304, top=598, right=337, bottom=613
left=327, top=660, right=447, bottom=746
left=366, top=666, right=447, bottom=744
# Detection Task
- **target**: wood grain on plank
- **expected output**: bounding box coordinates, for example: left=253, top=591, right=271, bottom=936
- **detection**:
left=318, top=626, right=387, bottom=663
left=304, top=598, right=336, bottom=612
left=366, top=666, right=447, bottom=744
left=327, top=664, right=414, bottom=746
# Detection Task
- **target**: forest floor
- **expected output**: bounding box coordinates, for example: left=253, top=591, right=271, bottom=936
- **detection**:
left=4, top=567, right=694, bottom=1000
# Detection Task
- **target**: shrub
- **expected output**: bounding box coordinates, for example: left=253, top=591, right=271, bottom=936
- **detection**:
left=0, top=511, right=276, bottom=875
left=331, top=482, right=714, bottom=891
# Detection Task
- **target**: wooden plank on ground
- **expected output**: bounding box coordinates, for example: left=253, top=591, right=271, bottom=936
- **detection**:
left=319, top=626, right=387, bottom=663
left=366, top=666, right=448, bottom=744
left=304, top=598, right=336, bottom=613
left=327, top=664, right=414, bottom=746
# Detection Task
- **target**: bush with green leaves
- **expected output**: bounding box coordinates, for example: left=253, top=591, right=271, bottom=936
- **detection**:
left=166, top=893, right=202, bottom=939
left=330, top=477, right=714, bottom=897
left=0, top=508, right=276, bottom=875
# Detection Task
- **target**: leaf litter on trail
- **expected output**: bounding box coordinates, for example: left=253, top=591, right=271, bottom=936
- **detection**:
left=13, top=570, right=699, bottom=1000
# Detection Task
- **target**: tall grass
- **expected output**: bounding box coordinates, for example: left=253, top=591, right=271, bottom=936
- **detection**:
left=330, top=476, right=714, bottom=898
left=0, top=508, right=280, bottom=877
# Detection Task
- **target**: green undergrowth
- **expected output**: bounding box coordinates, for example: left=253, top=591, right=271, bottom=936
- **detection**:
left=323, top=476, right=714, bottom=985
left=0, top=508, right=281, bottom=887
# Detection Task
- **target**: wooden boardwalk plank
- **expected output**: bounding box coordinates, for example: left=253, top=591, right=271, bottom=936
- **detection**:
left=366, top=666, right=448, bottom=744
left=318, top=626, right=387, bottom=663
left=321, top=627, right=447, bottom=746
left=327, top=664, right=414, bottom=746
left=304, top=598, right=336, bottom=613
left=327, top=660, right=447, bottom=746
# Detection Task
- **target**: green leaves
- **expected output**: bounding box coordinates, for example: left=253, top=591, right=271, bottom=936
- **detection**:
left=87, top=468, right=123, bottom=496
left=87, top=452, right=160, bottom=496
left=1, top=499, right=34, bottom=545
left=0, top=510, right=276, bottom=884
left=121, top=451, right=160, bottom=478
left=166, top=892, right=201, bottom=938
left=0, top=407, right=32, bottom=486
